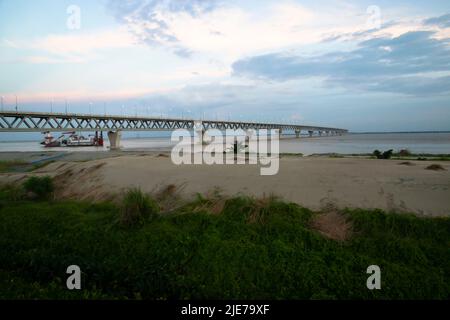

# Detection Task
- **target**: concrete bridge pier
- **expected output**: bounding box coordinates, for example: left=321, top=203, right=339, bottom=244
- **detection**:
left=194, top=121, right=205, bottom=143
left=196, top=129, right=206, bottom=143
left=308, top=130, right=313, bottom=137
left=245, top=129, right=253, bottom=149
left=108, top=130, right=122, bottom=150
left=246, top=129, right=256, bottom=142
left=295, top=129, right=301, bottom=138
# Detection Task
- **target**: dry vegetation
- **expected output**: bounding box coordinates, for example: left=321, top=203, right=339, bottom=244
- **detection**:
left=310, top=211, right=353, bottom=242
left=426, top=164, right=446, bottom=171
left=398, top=161, right=415, bottom=166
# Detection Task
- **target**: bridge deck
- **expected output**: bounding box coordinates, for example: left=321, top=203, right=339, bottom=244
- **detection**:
left=0, top=111, right=347, bottom=133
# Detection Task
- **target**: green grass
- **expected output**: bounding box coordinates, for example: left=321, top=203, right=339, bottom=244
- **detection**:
left=279, top=153, right=304, bottom=157
left=30, top=160, right=54, bottom=171
left=0, top=186, right=449, bottom=300
left=23, top=176, right=54, bottom=201
left=120, top=188, right=160, bottom=226
left=0, top=160, right=54, bottom=173
left=0, top=160, right=28, bottom=173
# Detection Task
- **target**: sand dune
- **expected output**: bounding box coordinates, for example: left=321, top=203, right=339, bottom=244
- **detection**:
left=1, top=154, right=449, bottom=216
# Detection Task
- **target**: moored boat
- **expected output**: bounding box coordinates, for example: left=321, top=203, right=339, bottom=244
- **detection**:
left=40, top=131, right=104, bottom=148
left=65, top=133, right=96, bottom=147
left=41, top=131, right=62, bottom=147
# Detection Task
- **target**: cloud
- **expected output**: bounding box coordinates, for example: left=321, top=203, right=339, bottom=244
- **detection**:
left=106, top=2, right=447, bottom=63
left=21, top=56, right=86, bottom=64
left=33, top=30, right=135, bottom=56
left=2, top=38, right=19, bottom=48
left=424, top=13, right=450, bottom=28
left=232, top=31, right=450, bottom=95
left=321, top=21, right=399, bottom=42
left=107, top=0, right=221, bottom=57
left=29, top=29, right=136, bottom=64
left=107, top=1, right=362, bottom=59
left=3, top=29, right=136, bottom=64
left=350, top=75, right=450, bottom=95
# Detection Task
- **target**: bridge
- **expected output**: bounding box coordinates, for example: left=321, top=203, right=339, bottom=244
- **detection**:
left=0, top=111, right=348, bottom=149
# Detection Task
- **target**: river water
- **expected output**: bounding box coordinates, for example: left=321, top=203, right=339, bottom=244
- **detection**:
left=0, top=132, right=449, bottom=155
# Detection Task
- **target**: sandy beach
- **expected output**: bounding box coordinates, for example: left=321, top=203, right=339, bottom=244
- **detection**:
left=1, top=152, right=449, bottom=216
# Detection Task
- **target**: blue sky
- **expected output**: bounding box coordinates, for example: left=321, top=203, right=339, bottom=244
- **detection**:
left=1, top=0, right=450, bottom=131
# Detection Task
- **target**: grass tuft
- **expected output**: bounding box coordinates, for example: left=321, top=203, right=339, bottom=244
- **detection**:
left=0, top=184, right=26, bottom=202
left=121, top=188, right=160, bottom=226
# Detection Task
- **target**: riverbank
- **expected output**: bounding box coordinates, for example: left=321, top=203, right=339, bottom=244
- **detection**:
left=1, top=152, right=449, bottom=216
left=1, top=186, right=449, bottom=299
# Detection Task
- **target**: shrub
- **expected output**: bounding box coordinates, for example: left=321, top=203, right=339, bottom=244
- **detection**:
left=0, top=184, right=26, bottom=202
left=382, top=149, right=393, bottom=159
left=23, top=176, right=54, bottom=200
left=373, top=149, right=393, bottom=159
left=226, top=141, right=248, bottom=155
left=426, top=164, right=446, bottom=171
left=373, top=150, right=382, bottom=159
left=121, top=188, right=160, bottom=226
left=398, top=161, right=414, bottom=166
left=398, top=149, right=411, bottom=157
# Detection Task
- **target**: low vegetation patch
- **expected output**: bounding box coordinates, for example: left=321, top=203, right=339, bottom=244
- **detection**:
left=23, top=176, right=54, bottom=201
left=397, top=149, right=411, bottom=157
left=0, top=160, right=28, bottom=173
left=120, top=188, right=160, bottom=226
left=398, top=161, right=415, bottom=166
left=0, top=160, right=54, bottom=173
left=373, top=149, right=393, bottom=159
left=0, top=184, right=26, bottom=202
left=280, top=153, right=304, bottom=157
left=425, top=164, right=446, bottom=171
left=0, top=186, right=449, bottom=299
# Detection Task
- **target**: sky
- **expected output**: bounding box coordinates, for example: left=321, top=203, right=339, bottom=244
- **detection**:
left=1, top=0, right=450, bottom=132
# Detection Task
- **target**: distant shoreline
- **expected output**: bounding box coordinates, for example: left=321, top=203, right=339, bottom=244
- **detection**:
left=349, top=131, right=450, bottom=134
left=1, top=130, right=450, bottom=143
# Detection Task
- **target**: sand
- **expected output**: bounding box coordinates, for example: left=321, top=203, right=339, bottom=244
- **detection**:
left=1, top=153, right=449, bottom=216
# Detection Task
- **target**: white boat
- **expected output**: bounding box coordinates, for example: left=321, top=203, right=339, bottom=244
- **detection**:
left=40, top=131, right=62, bottom=147
left=65, top=133, right=96, bottom=147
